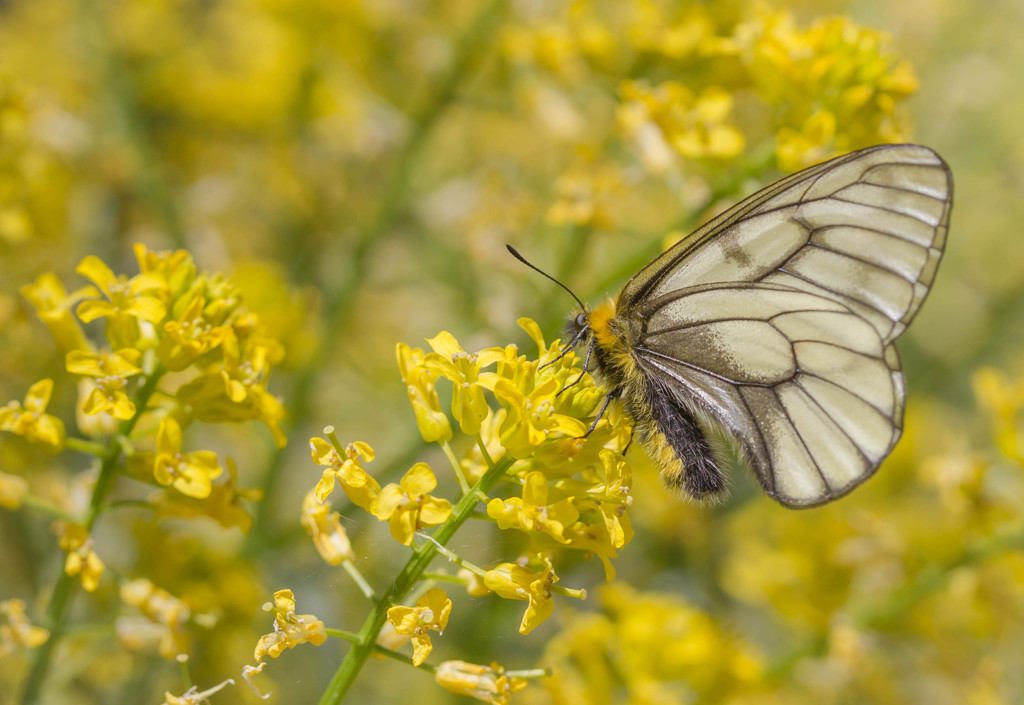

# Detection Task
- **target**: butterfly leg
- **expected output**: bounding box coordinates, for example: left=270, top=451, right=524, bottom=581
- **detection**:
left=557, top=336, right=595, bottom=396
left=581, top=391, right=616, bottom=437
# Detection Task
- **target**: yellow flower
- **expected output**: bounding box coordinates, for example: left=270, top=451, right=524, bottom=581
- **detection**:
left=484, top=554, right=558, bottom=635
left=160, top=680, right=234, bottom=705
left=424, top=332, right=505, bottom=435
left=301, top=490, right=354, bottom=565
left=65, top=349, right=143, bottom=420
left=254, top=589, right=327, bottom=661
left=0, top=379, right=65, bottom=447
left=435, top=660, right=528, bottom=705
left=541, top=584, right=763, bottom=702
left=119, top=579, right=191, bottom=659
left=175, top=326, right=287, bottom=448
left=153, top=417, right=223, bottom=499
left=617, top=81, right=745, bottom=170
left=386, top=587, right=452, bottom=666
left=397, top=342, right=452, bottom=443
left=556, top=449, right=634, bottom=550
left=492, top=377, right=587, bottom=460
left=0, top=599, right=49, bottom=658
left=20, top=272, right=90, bottom=353
left=629, top=4, right=724, bottom=59
left=149, top=459, right=262, bottom=532
left=132, top=242, right=195, bottom=301
left=371, top=463, right=452, bottom=546
left=546, top=166, right=620, bottom=228
left=561, top=518, right=627, bottom=582
left=734, top=10, right=918, bottom=166
left=973, top=366, right=1024, bottom=464
left=157, top=294, right=232, bottom=371
left=458, top=568, right=492, bottom=597
left=775, top=110, right=837, bottom=172
left=56, top=522, right=104, bottom=592
left=75, top=254, right=167, bottom=347
left=487, top=471, right=579, bottom=544
left=311, top=438, right=381, bottom=510
left=0, top=471, right=28, bottom=509
left=121, top=578, right=191, bottom=626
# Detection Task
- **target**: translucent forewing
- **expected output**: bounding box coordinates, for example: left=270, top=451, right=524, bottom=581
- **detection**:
left=622, top=145, right=952, bottom=507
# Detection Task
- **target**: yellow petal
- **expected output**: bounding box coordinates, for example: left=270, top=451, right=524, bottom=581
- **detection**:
left=157, top=417, right=182, bottom=454
left=401, top=462, right=438, bottom=496
left=425, top=331, right=463, bottom=358
left=76, top=256, right=117, bottom=291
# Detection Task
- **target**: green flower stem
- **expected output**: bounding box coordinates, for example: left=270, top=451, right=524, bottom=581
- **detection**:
left=19, top=494, right=76, bottom=521
left=325, top=628, right=362, bottom=645
left=551, top=585, right=587, bottom=600
left=420, top=571, right=470, bottom=586
left=63, top=436, right=107, bottom=456
left=341, top=559, right=378, bottom=603
left=328, top=629, right=448, bottom=671
left=20, top=369, right=165, bottom=705
left=176, top=655, right=193, bottom=690
left=507, top=668, right=552, bottom=679
left=416, top=532, right=485, bottom=577
left=248, top=0, right=509, bottom=547
left=441, top=441, right=470, bottom=495
left=474, top=434, right=496, bottom=469
left=317, top=454, right=515, bottom=705
left=78, top=0, right=185, bottom=248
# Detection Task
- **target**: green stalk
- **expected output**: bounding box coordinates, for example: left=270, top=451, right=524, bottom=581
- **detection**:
left=19, top=370, right=165, bottom=705
left=317, top=455, right=514, bottom=705
left=78, top=0, right=185, bottom=248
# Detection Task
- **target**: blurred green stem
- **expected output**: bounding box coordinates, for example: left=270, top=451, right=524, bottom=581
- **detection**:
left=78, top=0, right=186, bottom=248
left=248, top=0, right=509, bottom=547
left=317, top=454, right=514, bottom=705
left=64, top=437, right=107, bottom=456
left=19, top=370, right=165, bottom=705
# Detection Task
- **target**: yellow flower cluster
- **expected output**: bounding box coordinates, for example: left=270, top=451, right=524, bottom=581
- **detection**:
left=55, top=521, right=105, bottom=593
left=1, top=243, right=284, bottom=700
left=117, top=578, right=192, bottom=659
left=542, top=584, right=762, bottom=704
left=293, top=317, right=632, bottom=700
left=13, top=244, right=284, bottom=511
left=0, top=1, right=999, bottom=703
left=0, top=599, right=49, bottom=658
left=254, top=589, right=327, bottom=662
left=435, top=660, right=529, bottom=705
left=502, top=2, right=919, bottom=228
left=386, top=587, right=452, bottom=666
left=0, top=78, right=68, bottom=245
left=734, top=10, right=918, bottom=170
left=618, top=82, right=745, bottom=169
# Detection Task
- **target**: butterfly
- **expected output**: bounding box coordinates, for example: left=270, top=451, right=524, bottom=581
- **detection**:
left=515, top=144, right=953, bottom=508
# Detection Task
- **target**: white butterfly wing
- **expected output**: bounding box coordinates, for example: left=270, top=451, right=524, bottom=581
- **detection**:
left=621, top=145, right=951, bottom=345
left=623, top=144, right=952, bottom=507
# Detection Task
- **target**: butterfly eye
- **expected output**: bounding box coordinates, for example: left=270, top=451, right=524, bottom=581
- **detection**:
left=575, top=312, right=588, bottom=330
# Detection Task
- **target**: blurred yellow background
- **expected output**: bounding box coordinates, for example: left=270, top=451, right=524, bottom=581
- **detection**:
left=1, top=0, right=1023, bottom=703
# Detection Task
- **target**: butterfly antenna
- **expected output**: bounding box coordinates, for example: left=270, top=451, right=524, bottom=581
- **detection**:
left=506, top=245, right=587, bottom=312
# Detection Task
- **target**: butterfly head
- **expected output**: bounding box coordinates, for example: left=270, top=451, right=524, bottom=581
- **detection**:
left=565, top=309, right=590, bottom=341
left=586, top=299, right=625, bottom=352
